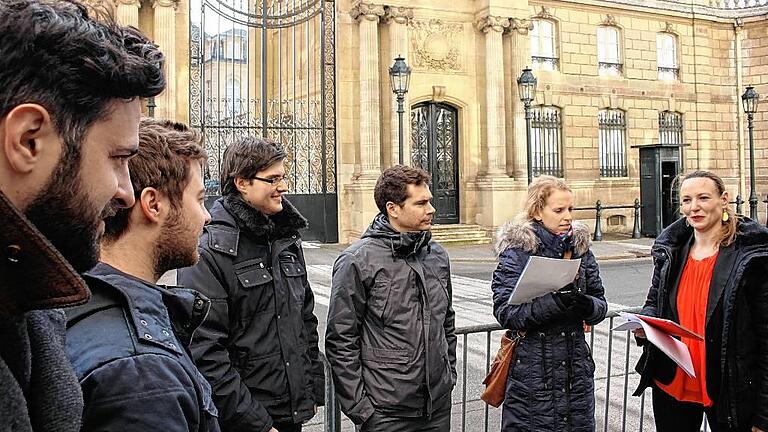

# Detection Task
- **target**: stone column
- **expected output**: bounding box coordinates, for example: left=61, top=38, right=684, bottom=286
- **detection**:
left=509, top=18, right=533, bottom=180
left=351, top=2, right=385, bottom=179
left=476, top=16, right=510, bottom=177
left=153, top=0, right=178, bottom=120
left=384, top=6, right=413, bottom=167
left=115, top=0, right=140, bottom=27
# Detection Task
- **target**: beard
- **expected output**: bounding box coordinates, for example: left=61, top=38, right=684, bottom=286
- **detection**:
left=24, top=159, right=111, bottom=273
left=153, top=206, right=200, bottom=279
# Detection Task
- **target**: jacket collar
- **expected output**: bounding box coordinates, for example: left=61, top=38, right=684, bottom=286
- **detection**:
left=81, top=262, right=209, bottom=353
left=494, top=217, right=591, bottom=257
left=0, top=190, right=90, bottom=314
left=362, top=213, right=432, bottom=258
left=657, top=216, right=768, bottom=326
left=220, top=194, right=307, bottom=240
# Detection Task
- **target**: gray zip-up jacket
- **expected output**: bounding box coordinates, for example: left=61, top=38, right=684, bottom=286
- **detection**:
left=325, top=214, right=457, bottom=425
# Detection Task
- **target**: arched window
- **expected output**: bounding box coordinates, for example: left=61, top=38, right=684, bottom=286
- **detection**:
left=656, top=33, right=679, bottom=80
left=531, top=105, right=563, bottom=177
left=531, top=19, right=559, bottom=71
left=225, top=78, right=241, bottom=116
left=597, top=26, right=622, bottom=75
left=598, top=109, right=627, bottom=177
left=659, top=111, right=683, bottom=146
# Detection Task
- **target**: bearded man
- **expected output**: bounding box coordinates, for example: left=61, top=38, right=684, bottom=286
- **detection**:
left=64, top=119, right=220, bottom=432
left=0, top=1, right=164, bottom=430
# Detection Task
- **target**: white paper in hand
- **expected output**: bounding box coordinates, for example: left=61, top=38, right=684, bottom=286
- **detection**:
left=506, top=256, right=582, bottom=305
left=613, top=312, right=696, bottom=378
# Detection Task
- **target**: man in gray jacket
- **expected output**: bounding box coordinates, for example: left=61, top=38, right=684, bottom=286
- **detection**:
left=325, top=165, right=457, bottom=432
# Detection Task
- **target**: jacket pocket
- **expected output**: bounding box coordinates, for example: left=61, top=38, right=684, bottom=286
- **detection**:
left=233, top=261, right=274, bottom=321
left=361, top=347, right=410, bottom=364
left=368, top=276, right=392, bottom=324
left=235, top=261, right=273, bottom=288
left=278, top=252, right=307, bottom=305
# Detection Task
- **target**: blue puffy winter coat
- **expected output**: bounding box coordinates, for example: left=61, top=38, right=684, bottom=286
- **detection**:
left=491, top=219, right=607, bottom=432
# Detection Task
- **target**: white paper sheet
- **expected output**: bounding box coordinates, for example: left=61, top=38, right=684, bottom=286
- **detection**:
left=613, top=312, right=696, bottom=377
left=506, top=256, right=582, bottom=305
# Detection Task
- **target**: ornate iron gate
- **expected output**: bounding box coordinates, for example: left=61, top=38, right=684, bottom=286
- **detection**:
left=189, top=0, right=337, bottom=242
left=411, top=102, right=459, bottom=224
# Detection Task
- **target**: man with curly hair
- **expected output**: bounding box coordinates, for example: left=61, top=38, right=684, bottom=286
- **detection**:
left=0, top=1, right=164, bottom=430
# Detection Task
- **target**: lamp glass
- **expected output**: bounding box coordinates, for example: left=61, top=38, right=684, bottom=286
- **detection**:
left=742, top=86, right=759, bottom=114
left=389, top=56, right=411, bottom=95
left=517, top=67, right=537, bottom=103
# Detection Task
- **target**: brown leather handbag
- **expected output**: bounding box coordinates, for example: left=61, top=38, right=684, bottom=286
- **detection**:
left=481, top=330, right=525, bottom=407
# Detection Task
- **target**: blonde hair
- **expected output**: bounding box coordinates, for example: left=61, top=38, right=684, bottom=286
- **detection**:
left=522, top=175, right=572, bottom=222
left=680, top=170, right=737, bottom=247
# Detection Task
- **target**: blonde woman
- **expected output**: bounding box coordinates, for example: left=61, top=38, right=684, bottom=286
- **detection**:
left=634, top=170, right=768, bottom=432
left=492, top=175, right=607, bottom=431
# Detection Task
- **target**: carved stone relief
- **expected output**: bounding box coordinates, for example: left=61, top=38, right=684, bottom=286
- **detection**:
left=410, top=19, right=466, bottom=74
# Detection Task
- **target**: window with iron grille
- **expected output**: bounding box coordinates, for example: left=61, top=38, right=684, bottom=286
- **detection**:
left=597, top=26, right=622, bottom=76
left=598, top=109, right=627, bottom=177
left=659, top=111, right=684, bottom=145
left=657, top=33, right=679, bottom=80
left=531, top=106, right=563, bottom=177
left=531, top=19, right=559, bottom=71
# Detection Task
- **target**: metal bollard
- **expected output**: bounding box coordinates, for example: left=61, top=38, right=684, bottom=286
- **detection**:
left=147, top=97, right=156, bottom=118
left=593, top=200, right=603, bottom=242
left=735, top=195, right=743, bottom=215
left=632, top=198, right=641, bottom=239
left=764, top=195, right=768, bottom=227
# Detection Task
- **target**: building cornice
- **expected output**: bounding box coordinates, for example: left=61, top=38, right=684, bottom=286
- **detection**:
left=546, top=0, right=768, bottom=21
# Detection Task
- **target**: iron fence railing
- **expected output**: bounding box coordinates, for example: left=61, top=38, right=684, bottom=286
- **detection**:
left=315, top=306, right=713, bottom=432
left=574, top=199, right=642, bottom=241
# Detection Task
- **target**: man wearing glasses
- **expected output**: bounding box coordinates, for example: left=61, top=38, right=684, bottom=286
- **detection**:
left=178, top=137, right=323, bottom=432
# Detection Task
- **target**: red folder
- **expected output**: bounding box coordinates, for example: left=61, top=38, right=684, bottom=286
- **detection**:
left=634, top=314, right=703, bottom=341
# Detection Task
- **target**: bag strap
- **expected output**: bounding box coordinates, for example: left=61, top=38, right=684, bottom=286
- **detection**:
left=563, top=250, right=573, bottom=260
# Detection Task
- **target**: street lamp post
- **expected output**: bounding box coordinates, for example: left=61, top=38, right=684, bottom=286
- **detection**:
left=517, top=67, right=537, bottom=184
left=742, top=86, right=760, bottom=220
left=389, top=56, right=412, bottom=165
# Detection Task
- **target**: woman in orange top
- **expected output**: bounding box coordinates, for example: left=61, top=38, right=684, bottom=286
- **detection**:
left=634, top=170, right=768, bottom=432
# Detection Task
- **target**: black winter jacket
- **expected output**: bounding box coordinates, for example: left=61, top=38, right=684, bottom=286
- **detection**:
left=177, top=195, right=323, bottom=432
left=65, top=263, right=220, bottom=432
left=491, top=220, right=607, bottom=432
left=325, top=214, right=457, bottom=425
left=634, top=217, right=768, bottom=430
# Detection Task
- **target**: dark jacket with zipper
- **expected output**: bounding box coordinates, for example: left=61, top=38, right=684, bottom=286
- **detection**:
left=0, top=191, right=85, bottom=432
left=65, top=262, right=220, bottom=432
left=634, top=216, right=768, bottom=431
left=324, top=213, right=457, bottom=425
left=177, top=195, right=324, bottom=432
left=491, top=219, right=607, bottom=432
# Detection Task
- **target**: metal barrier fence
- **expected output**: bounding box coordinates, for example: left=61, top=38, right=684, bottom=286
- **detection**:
left=574, top=199, right=641, bottom=241
left=317, top=305, right=716, bottom=432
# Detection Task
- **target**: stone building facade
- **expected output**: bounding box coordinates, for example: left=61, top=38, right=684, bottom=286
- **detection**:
left=109, top=0, right=767, bottom=243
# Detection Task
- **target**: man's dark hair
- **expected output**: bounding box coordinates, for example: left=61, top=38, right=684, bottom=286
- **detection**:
left=374, top=165, right=431, bottom=214
left=220, top=136, right=287, bottom=196
left=104, top=119, right=207, bottom=243
left=0, top=0, right=165, bottom=170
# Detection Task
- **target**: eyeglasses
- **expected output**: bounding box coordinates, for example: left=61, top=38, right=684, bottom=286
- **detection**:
left=252, top=175, right=287, bottom=185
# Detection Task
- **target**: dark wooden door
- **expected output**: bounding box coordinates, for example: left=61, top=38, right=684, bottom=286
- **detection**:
left=410, top=102, right=459, bottom=224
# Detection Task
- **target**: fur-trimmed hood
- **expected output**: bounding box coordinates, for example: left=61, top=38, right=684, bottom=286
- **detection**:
left=494, top=217, right=591, bottom=257
left=212, top=194, right=308, bottom=240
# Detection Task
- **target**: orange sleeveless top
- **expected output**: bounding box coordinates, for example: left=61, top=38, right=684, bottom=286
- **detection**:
left=655, top=252, right=718, bottom=407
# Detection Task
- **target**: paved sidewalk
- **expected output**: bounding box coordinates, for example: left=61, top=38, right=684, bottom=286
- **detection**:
left=303, top=234, right=655, bottom=264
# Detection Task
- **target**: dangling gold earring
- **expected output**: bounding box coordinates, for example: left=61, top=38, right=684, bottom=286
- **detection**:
left=722, top=209, right=729, bottom=223
left=685, top=217, right=690, bottom=227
